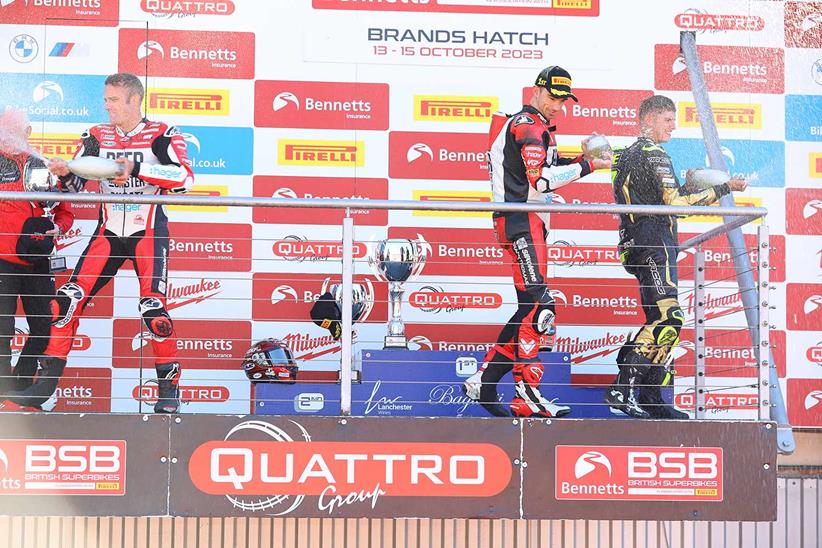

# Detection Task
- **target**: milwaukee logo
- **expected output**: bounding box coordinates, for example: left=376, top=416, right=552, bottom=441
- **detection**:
left=414, top=96, right=498, bottom=122
left=678, top=102, right=761, bottom=129
left=685, top=291, right=743, bottom=320
left=412, top=190, right=491, bottom=218
left=281, top=332, right=338, bottom=361
left=29, top=133, right=78, bottom=160
left=556, top=331, right=626, bottom=364
left=278, top=140, right=364, bottom=166
left=166, top=278, right=222, bottom=310
left=146, top=89, right=229, bottom=115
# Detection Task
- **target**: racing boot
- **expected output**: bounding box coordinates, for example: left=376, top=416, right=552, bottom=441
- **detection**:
left=639, top=363, right=689, bottom=420
left=154, top=362, right=181, bottom=414
left=7, top=356, right=67, bottom=410
left=462, top=348, right=512, bottom=417
left=510, top=362, right=571, bottom=418
left=604, top=349, right=651, bottom=419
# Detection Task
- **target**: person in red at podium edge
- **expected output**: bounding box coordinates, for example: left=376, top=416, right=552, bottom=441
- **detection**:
left=0, top=108, right=74, bottom=411
left=44, top=73, right=193, bottom=413
left=463, top=66, right=613, bottom=417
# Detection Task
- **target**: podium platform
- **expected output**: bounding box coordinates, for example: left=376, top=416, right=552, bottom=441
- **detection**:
left=254, top=349, right=674, bottom=418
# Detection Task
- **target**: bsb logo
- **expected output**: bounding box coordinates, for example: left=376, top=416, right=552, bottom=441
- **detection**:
left=0, top=0, right=119, bottom=26
left=555, top=445, right=723, bottom=501
left=654, top=44, right=784, bottom=95
left=786, top=189, right=822, bottom=235
left=535, top=88, right=652, bottom=136
left=787, top=284, right=822, bottom=331
left=785, top=95, right=822, bottom=141
left=664, top=138, right=784, bottom=188
left=252, top=176, right=388, bottom=226
left=256, top=81, right=389, bottom=130
left=278, top=140, right=364, bottom=167
left=119, top=29, right=255, bottom=79
left=678, top=102, right=762, bottom=130
left=414, top=96, right=498, bottom=123
left=389, top=131, right=487, bottom=180
left=146, top=88, right=230, bottom=116
left=168, top=222, right=252, bottom=272
left=178, top=126, right=253, bottom=175
left=29, top=133, right=79, bottom=160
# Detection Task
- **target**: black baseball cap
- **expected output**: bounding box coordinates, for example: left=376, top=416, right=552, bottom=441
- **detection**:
left=535, top=66, right=578, bottom=102
left=309, top=292, right=342, bottom=341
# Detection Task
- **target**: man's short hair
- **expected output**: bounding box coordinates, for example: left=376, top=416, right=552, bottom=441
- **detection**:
left=104, top=73, right=144, bottom=101
left=639, top=95, right=675, bottom=121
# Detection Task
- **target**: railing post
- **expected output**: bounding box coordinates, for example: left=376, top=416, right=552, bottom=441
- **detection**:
left=694, top=246, right=707, bottom=420
left=757, top=225, right=771, bottom=421
left=340, top=211, right=354, bottom=416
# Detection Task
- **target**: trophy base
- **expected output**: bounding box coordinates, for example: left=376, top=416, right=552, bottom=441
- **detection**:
left=383, top=336, right=408, bottom=350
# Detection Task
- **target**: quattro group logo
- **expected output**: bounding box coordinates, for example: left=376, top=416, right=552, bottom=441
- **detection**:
left=119, top=29, right=255, bottom=79
left=278, top=140, right=364, bottom=167
left=654, top=44, right=784, bottom=94
left=0, top=0, right=119, bottom=26
left=140, top=0, right=236, bottom=16
left=311, top=0, right=598, bottom=16
left=677, top=102, right=762, bottom=130
left=146, top=88, right=230, bottom=116
left=664, top=138, right=784, bottom=188
left=409, top=286, right=503, bottom=313
left=178, top=126, right=253, bottom=175
left=0, top=73, right=106, bottom=123
left=413, top=95, right=497, bottom=123
left=787, top=189, right=822, bottom=235
left=255, top=80, right=389, bottom=130
left=555, top=445, right=722, bottom=501
left=0, top=439, right=125, bottom=495
left=674, top=11, right=765, bottom=32
left=187, top=420, right=512, bottom=516
left=389, top=131, right=487, bottom=180
left=252, top=176, right=388, bottom=226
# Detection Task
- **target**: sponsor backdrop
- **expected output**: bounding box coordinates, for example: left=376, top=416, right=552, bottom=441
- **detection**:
left=0, top=414, right=777, bottom=521
left=0, top=0, right=820, bottom=425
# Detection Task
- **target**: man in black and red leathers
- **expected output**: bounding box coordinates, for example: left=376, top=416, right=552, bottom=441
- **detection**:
left=45, top=73, right=193, bottom=413
left=463, top=66, right=613, bottom=417
left=0, top=109, right=74, bottom=411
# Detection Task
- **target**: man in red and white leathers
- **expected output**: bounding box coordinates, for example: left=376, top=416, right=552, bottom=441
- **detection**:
left=46, top=73, right=193, bottom=413
left=463, top=66, right=612, bottom=418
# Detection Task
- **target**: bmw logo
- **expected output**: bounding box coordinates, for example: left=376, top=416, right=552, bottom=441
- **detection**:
left=9, top=34, right=38, bottom=63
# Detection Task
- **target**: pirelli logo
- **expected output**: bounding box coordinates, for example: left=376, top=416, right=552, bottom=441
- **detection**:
left=278, top=139, right=365, bottom=166
left=167, top=185, right=228, bottom=212
left=810, top=152, right=822, bottom=179
left=414, top=96, right=498, bottom=122
left=146, top=89, right=230, bottom=116
left=412, top=190, right=491, bottom=217
left=683, top=196, right=762, bottom=225
left=29, top=133, right=78, bottom=160
left=553, top=0, right=593, bottom=7
left=678, top=102, right=762, bottom=129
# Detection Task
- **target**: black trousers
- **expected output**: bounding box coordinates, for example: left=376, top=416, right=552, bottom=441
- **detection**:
left=0, top=258, right=55, bottom=397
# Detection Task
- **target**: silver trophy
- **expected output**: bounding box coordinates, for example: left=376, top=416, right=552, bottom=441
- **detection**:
left=368, top=237, right=429, bottom=349
left=320, top=278, right=375, bottom=324
left=23, top=161, right=66, bottom=273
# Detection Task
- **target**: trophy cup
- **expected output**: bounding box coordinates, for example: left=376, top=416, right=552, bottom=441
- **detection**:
left=583, top=133, right=612, bottom=160
left=368, top=237, right=429, bottom=349
left=23, top=161, right=66, bottom=273
left=320, top=278, right=375, bottom=325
